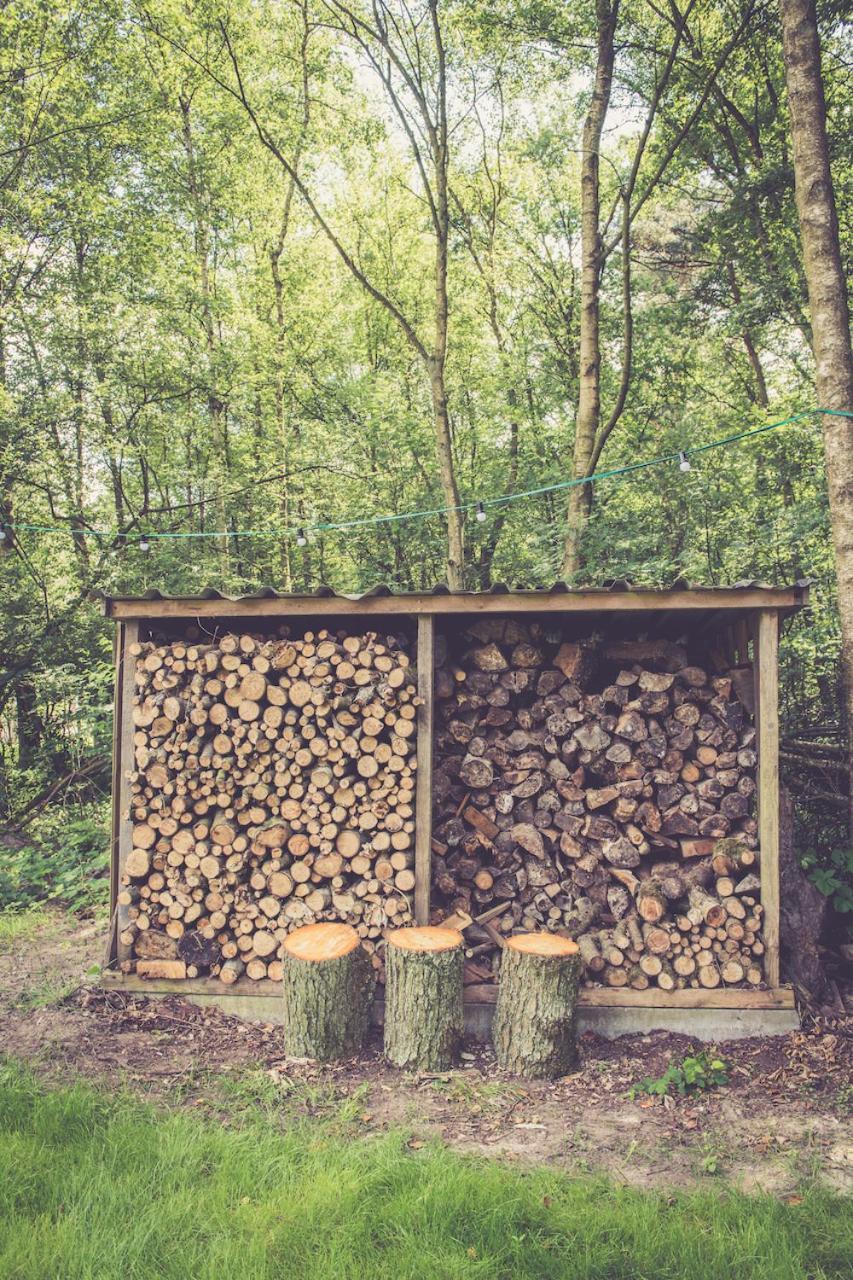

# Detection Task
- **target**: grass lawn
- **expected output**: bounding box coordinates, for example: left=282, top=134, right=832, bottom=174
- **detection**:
left=0, top=1063, right=848, bottom=1280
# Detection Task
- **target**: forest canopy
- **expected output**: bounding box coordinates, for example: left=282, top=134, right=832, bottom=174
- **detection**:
left=0, top=0, right=850, bottom=845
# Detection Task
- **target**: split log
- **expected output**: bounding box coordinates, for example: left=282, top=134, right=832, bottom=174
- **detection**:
left=280, top=923, right=375, bottom=1060
left=431, top=619, right=762, bottom=989
left=492, top=933, right=581, bottom=1078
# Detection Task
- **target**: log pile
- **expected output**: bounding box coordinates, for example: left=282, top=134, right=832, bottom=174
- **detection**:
left=118, top=626, right=418, bottom=982
left=430, top=618, right=766, bottom=990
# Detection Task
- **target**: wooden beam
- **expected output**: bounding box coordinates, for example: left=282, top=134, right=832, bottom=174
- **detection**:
left=108, top=625, right=123, bottom=922
left=455, top=984, right=795, bottom=1009
left=114, top=621, right=139, bottom=964
left=101, top=971, right=795, bottom=1010
left=414, top=615, right=435, bottom=925
left=757, top=609, right=781, bottom=988
left=104, top=586, right=807, bottom=621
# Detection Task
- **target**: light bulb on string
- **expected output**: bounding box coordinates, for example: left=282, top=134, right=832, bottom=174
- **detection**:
left=296, top=528, right=308, bottom=547
left=139, top=536, right=151, bottom=552
left=475, top=501, right=486, bottom=523
left=678, top=452, right=692, bottom=472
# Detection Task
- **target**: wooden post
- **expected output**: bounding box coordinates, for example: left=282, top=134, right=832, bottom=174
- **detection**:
left=414, top=615, right=435, bottom=926
left=114, top=621, right=139, bottom=965
left=756, top=609, right=781, bottom=988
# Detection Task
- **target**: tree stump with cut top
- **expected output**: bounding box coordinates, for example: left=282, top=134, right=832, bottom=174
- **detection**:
left=383, top=926, right=464, bottom=1070
left=281, top=923, right=375, bottom=1061
left=493, top=933, right=581, bottom=1078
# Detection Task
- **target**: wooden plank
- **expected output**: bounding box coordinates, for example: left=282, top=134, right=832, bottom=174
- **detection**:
left=578, top=987, right=794, bottom=1009
left=101, top=970, right=795, bottom=1010
left=108, top=624, right=123, bottom=923
left=461, top=984, right=795, bottom=1009
left=105, top=586, right=807, bottom=621
left=114, top=621, right=140, bottom=964
left=757, top=609, right=781, bottom=987
left=414, top=615, right=435, bottom=925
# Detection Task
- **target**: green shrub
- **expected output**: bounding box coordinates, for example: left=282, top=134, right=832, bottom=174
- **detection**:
left=800, top=846, right=853, bottom=933
left=629, top=1051, right=730, bottom=1099
left=0, top=805, right=109, bottom=912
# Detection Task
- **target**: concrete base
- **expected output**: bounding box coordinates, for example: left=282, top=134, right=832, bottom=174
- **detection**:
left=173, top=992, right=798, bottom=1042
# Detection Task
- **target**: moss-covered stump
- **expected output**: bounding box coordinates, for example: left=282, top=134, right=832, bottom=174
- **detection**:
left=281, top=923, right=375, bottom=1061
left=493, top=933, right=581, bottom=1078
left=383, top=927, right=464, bottom=1070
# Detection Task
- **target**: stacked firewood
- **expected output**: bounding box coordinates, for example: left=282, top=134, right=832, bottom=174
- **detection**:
left=118, top=627, right=418, bottom=983
left=430, top=618, right=765, bottom=989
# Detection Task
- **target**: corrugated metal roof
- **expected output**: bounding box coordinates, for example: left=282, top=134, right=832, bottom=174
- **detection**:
left=108, top=578, right=812, bottom=604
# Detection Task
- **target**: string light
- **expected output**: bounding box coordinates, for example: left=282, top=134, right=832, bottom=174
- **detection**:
left=2, top=409, right=849, bottom=545
left=139, top=536, right=151, bottom=552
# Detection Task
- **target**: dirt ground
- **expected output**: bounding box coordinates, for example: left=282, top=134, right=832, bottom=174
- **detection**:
left=1, top=909, right=850, bottom=1195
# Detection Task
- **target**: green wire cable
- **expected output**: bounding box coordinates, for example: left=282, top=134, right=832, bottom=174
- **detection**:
left=3, top=406, right=851, bottom=542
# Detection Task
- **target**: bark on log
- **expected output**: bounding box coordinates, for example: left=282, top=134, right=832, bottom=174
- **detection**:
left=492, top=933, right=581, bottom=1078
left=280, top=923, right=375, bottom=1061
left=383, top=927, right=464, bottom=1070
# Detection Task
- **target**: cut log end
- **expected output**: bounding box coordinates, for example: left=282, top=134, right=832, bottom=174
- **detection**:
left=505, top=932, right=580, bottom=958
left=283, top=922, right=360, bottom=963
left=386, top=926, right=463, bottom=954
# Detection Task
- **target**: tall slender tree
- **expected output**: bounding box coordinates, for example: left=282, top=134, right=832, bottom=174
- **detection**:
left=779, top=0, right=853, bottom=835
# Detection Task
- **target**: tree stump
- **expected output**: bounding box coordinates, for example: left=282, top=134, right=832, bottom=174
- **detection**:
left=281, top=923, right=375, bottom=1061
left=383, top=926, right=464, bottom=1070
left=493, top=933, right=581, bottom=1078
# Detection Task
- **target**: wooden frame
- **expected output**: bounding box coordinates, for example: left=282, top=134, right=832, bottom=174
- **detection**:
left=106, top=587, right=802, bottom=1004
left=111, top=621, right=139, bottom=964
left=101, top=969, right=795, bottom=1009
left=414, top=615, right=434, bottom=925
left=104, top=586, right=806, bottom=621
left=756, top=610, right=781, bottom=987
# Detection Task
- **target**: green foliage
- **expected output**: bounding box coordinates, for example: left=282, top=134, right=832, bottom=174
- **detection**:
left=0, top=806, right=109, bottom=913
left=0, top=0, right=846, bottom=866
left=800, top=847, right=853, bottom=927
left=0, top=1063, right=850, bottom=1280
left=629, top=1052, right=730, bottom=1099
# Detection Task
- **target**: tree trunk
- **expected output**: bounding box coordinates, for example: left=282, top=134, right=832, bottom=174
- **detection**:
left=562, top=0, right=619, bottom=579
left=180, top=92, right=230, bottom=579
left=280, top=923, right=375, bottom=1061
left=383, top=926, right=464, bottom=1070
left=14, top=680, right=43, bottom=770
left=493, top=933, right=581, bottom=1078
left=429, top=5, right=465, bottom=592
left=726, top=261, right=769, bottom=407
left=779, top=0, right=853, bottom=837
left=428, top=358, right=464, bottom=591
